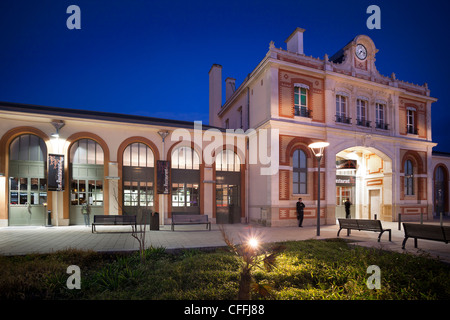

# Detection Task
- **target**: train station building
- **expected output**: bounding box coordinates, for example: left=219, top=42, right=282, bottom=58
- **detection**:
left=0, top=28, right=448, bottom=227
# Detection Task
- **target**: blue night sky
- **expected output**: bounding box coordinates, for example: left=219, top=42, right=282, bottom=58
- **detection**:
left=0, top=0, right=449, bottom=151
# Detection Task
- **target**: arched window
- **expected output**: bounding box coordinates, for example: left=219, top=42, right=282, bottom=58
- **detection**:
left=171, top=146, right=200, bottom=170
left=10, top=134, right=47, bottom=162
left=215, top=149, right=240, bottom=172
left=123, top=143, right=154, bottom=210
left=70, top=139, right=104, bottom=165
left=404, top=159, right=414, bottom=196
left=293, top=149, right=307, bottom=194
left=123, top=142, right=154, bottom=168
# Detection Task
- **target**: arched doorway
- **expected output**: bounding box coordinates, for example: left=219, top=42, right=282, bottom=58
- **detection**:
left=8, top=134, right=48, bottom=225
left=69, top=139, right=104, bottom=225
left=434, top=165, right=448, bottom=218
left=171, top=146, right=200, bottom=215
left=215, top=149, right=241, bottom=224
left=122, top=142, right=155, bottom=216
left=335, top=146, right=392, bottom=221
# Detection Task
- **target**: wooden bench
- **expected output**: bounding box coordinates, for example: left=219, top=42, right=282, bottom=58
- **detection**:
left=337, top=218, right=391, bottom=242
left=92, top=215, right=137, bottom=233
left=402, top=223, right=450, bottom=249
left=171, top=214, right=211, bottom=231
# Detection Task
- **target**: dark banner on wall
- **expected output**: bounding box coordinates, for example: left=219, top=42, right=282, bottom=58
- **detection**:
left=48, top=154, right=65, bottom=191
left=157, top=160, right=170, bottom=194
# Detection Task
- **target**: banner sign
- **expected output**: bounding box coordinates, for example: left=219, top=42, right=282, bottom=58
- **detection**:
left=157, top=160, right=171, bottom=194
left=48, top=154, right=65, bottom=191
left=336, top=175, right=355, bottom=187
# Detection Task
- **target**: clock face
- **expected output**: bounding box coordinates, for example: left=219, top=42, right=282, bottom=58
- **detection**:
left=355, top=44, right=367, bottom=60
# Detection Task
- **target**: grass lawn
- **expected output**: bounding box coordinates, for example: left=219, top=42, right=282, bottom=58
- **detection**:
left=0, top=239, right=449, bottom=300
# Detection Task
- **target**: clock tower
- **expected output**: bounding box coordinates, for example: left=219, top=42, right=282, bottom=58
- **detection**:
left=329, top=34, right=379, bottom=75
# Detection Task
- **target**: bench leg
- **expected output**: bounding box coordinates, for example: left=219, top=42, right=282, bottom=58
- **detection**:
left=377, top=230, right=391, bottom=242
left=402, top=237, right=408, bottom=249
left=337, top=228, right=342, bottom=237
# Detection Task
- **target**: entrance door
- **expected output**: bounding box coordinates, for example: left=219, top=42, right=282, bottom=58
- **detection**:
left=9, top=177, right=47, bottom=225
left=369, top=189, right=380, bottom=220
left=8, top=134, right=47, bottom=226
left=336, top=186, right=355, bottom=219
left=215, top=150, right=241, bottom=224
left=216, top=184, right=241, bottom=224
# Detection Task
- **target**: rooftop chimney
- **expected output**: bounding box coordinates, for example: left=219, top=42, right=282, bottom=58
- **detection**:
left=285, top=27, right=305, bottom=54
left=209, top=64, right=222, bottom=127
left=225, top=77, right=236, bottom=100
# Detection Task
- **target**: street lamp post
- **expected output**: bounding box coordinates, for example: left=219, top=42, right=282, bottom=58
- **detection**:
left=308, top=141, right=329, bottom=236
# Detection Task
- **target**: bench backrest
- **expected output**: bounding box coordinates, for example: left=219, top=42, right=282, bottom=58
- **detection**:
left=403, top=223, right=446, bottom=241
left=357, top=219, right=382, bottom=231
left=94, top=215, right=136, bottom=223
left=94, top=215, right=116, bottom=224
left=172, top=214, right=208, bottom=223
left=338, top=219, right=382, bottom=231
left=338, top=219, right=359, bottom=229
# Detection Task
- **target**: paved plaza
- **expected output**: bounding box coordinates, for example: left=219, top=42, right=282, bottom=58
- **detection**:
left=0, top=221, right=449, bottom=264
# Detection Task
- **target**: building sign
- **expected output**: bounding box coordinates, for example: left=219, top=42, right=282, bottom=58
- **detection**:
left=48, top=154, right=65, bottom=191
left=336, top=175, right=355, bottom=187
left=157, top=160, right=171, bottom=194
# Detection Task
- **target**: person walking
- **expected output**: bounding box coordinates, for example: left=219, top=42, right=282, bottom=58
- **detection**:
left=344, top=198, right=352, bottom=219
left=296, top=198, right=305, bottom=227
left=82, top=202, right=91, bottom=226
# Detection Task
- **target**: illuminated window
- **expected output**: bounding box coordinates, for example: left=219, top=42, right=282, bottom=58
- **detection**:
left=171, top=146, right=200, bottom=170
left=215, top=150, right=240, bottom=172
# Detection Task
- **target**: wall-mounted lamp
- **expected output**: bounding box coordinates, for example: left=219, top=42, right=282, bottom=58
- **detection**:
left=158, top=130, right=170, bottom=142
left=51, top=120, right=65, bottom=138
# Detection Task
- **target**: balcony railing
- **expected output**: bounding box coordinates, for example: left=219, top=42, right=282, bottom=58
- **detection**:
left=295, top=107, right=312, bottom=118
left=406, top=126, right=418, bottom=135
left=356, top=119, right=371, bottom=128
left=375, top=121, right=389, bottom=130
left=335, top=115, right=351, bottom=124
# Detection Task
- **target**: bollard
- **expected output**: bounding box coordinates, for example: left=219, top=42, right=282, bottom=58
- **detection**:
left=46, top=210, right=52, bottom=227
left=398, top=213, right=402, bottom=230
left=440, top=212, right=443, bottom=227
left=420, top=213, right=423, bottom=224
